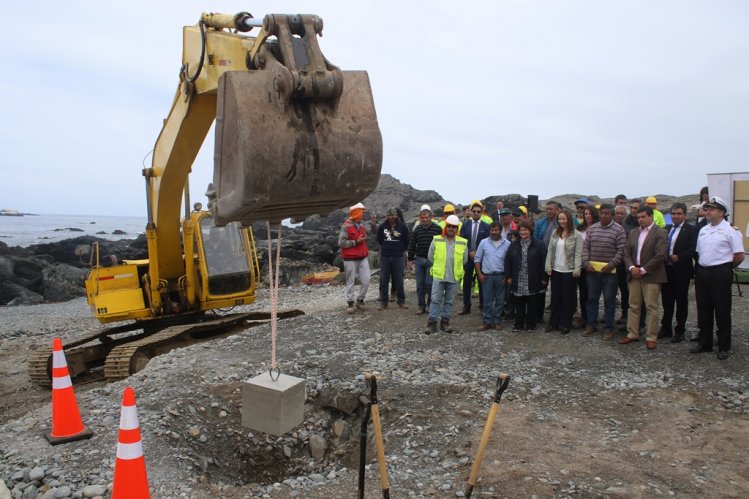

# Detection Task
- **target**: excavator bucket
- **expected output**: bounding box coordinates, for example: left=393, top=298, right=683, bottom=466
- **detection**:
left=210, top=68, right=382, bottom=225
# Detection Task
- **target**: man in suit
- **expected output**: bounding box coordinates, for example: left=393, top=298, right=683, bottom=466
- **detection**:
left=658, top=202, right=697, bottom=343
left=619, top=206, right=668, bottom=350
left=459, top=200, right=490, bottom=315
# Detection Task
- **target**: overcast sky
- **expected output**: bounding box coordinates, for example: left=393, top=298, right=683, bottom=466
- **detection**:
left=2, top=1, right=748, bottom=216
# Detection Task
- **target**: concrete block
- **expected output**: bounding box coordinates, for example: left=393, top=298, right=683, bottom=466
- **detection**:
left=241, top=372, right=306, bottom=436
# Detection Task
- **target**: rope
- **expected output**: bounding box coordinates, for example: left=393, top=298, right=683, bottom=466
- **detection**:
left=266, top=222, right=283, bottom=375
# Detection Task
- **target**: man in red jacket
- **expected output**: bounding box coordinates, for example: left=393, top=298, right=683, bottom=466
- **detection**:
left=338, top=202, right=370, bottom=313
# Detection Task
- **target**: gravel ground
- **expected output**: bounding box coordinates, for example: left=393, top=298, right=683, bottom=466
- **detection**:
left=1, top=278, right=748, bottom=498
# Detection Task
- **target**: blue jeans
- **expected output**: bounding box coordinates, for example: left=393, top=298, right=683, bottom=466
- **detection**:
left=380, top=255, right=405, bottom=305
left=481, top=274, right=506, bottom=325
left=586, top=271, right=618, bottom=330
left=414, top=256, right=433, bottom=309
left=429, top=280, right=459, bottom=322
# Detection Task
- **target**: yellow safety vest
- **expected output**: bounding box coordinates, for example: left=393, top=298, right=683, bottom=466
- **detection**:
left=653, top=209, right=666, bottom=228
left=431, top=236, right=468, bottom=281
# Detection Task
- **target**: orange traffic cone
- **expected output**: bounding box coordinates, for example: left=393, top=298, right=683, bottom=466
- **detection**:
left=45, top=337, right=93, bottom=445
left=112, top=387, right=150, bottom=499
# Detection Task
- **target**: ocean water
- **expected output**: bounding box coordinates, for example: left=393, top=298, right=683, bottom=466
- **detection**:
left=0, top=213, right=147, bottom=248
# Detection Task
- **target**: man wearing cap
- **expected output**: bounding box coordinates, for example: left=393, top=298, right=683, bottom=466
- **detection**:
left=408, top=206, right=443, bottom=315
left=645, top=196, right=666, bottom=228
left=338, top=202, right=371, bottom=313
left=377, top=207, right=410, bottom=310
left=425, top=215, right=468, bottom=334
left=498, top=208, right=517, bottom=241
left=691, top=196, right=745, bottom=360
left=459, top=201, right=491, bottom=315
left=438, top=203, right=462, bottom=234
left=658, top=202, right=697, bottom=343
left=574, top=197, right=590, bottom=226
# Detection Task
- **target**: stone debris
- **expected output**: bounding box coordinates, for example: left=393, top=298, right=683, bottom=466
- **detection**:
left=1, top=280, right=748, bottom=497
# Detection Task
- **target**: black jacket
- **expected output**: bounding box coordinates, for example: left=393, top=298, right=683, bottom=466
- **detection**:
left=665, top=222, right=698, bottom=278
left=505, top=237, right=548, bottom=294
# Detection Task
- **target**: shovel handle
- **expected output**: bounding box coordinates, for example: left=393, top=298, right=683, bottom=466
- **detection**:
left=371, top=404, right=390, bottom=498
left=465, top=373, right=511, bottom=498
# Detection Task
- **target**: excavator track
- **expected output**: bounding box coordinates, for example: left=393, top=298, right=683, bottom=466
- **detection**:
left=27, top=322, right=148, bottom=387
left=29, top=310, right=304, bottom=386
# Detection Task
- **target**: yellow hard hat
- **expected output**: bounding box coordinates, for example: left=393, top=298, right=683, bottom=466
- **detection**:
left=646, top=196, right=657, bottom=204
left=519, top=206, right=527, bottom=214
left=595, top=204, right=601, bottom=210
left=470, top=199, right=483, bottom=209
left=443, top=203, right=455, bottom=213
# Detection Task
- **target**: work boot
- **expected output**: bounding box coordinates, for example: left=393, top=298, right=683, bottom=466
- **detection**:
left=478, top=323, right=492, bottom=331
left=424, top=321, right=437, bottom=335
left=346, top=301, right=355, bottom=314
left=415, top=307, right=427, bottom=315
left=440, top=318, right=454, bottom=333
left=355, top=299, right=367, bottom=311
left=377, top=302, right=388, bottom=311
left=582, top=325, right=597, bottom=337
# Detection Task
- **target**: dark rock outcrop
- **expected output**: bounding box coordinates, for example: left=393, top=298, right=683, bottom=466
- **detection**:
left=0, top=236, right=148, bottom=306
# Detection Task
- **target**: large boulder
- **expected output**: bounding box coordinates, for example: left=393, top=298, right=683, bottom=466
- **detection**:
left=0, top=281, right=43, bottom=306
left=42, top=264, right=87, bottom=302
left=11, top=257, right=49, bottom=293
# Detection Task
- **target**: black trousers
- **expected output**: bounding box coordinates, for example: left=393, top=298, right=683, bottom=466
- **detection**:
left=515, top=294, right=540, bottom=328
left=695, top=263, right=733, bottom=351
left=549, top=271, right=576, bottom=329
left=463, top=257, right=483, bottom=311
left=617, top=262, right=629, bottom=315
left=661, top=265, right=690, bottom=335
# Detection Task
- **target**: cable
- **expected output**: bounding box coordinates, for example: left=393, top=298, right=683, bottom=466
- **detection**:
left=183, top=20, right=206, bottom=84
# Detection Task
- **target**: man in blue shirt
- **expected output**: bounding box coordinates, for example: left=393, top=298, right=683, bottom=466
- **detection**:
left=474, top=222, right=511, bottom=330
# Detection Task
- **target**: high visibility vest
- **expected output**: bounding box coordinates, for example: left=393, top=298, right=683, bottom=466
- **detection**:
left=431, top=236, right=468, bottom=281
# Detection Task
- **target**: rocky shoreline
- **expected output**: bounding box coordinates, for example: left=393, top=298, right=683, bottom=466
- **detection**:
left=0, top=174, right=699, bottom=306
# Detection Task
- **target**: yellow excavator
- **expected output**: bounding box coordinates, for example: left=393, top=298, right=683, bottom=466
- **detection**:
left=29, top=11, right=382, bottom=385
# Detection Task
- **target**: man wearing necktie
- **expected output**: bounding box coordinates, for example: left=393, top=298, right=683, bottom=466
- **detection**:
left=459, top=201, right=491, bottom=315
left=659, top=203, right=697, bottom=343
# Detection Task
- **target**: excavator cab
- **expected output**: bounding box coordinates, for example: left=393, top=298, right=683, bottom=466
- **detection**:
left=205, top=13, right=383, bottom=225
left=198, top=218, right=253, bottom=296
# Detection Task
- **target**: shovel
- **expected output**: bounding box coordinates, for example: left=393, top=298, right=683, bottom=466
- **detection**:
left=366, top=373, right=390, bottom=498
left=465, top=373, right=511, bottom=498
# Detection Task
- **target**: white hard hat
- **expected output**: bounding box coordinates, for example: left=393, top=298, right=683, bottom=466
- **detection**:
left=445, top=215, right=460, bottom=226
left=350, top=202, right=365, bottom=211
left=420, top=204, right=431, bottom=212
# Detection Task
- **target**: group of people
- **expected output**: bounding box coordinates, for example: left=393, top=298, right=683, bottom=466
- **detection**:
left=337, top=189, right=745, bottom=361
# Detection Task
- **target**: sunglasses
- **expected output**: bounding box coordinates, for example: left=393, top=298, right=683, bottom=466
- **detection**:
left=446, top=225, right=458, bottom=229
